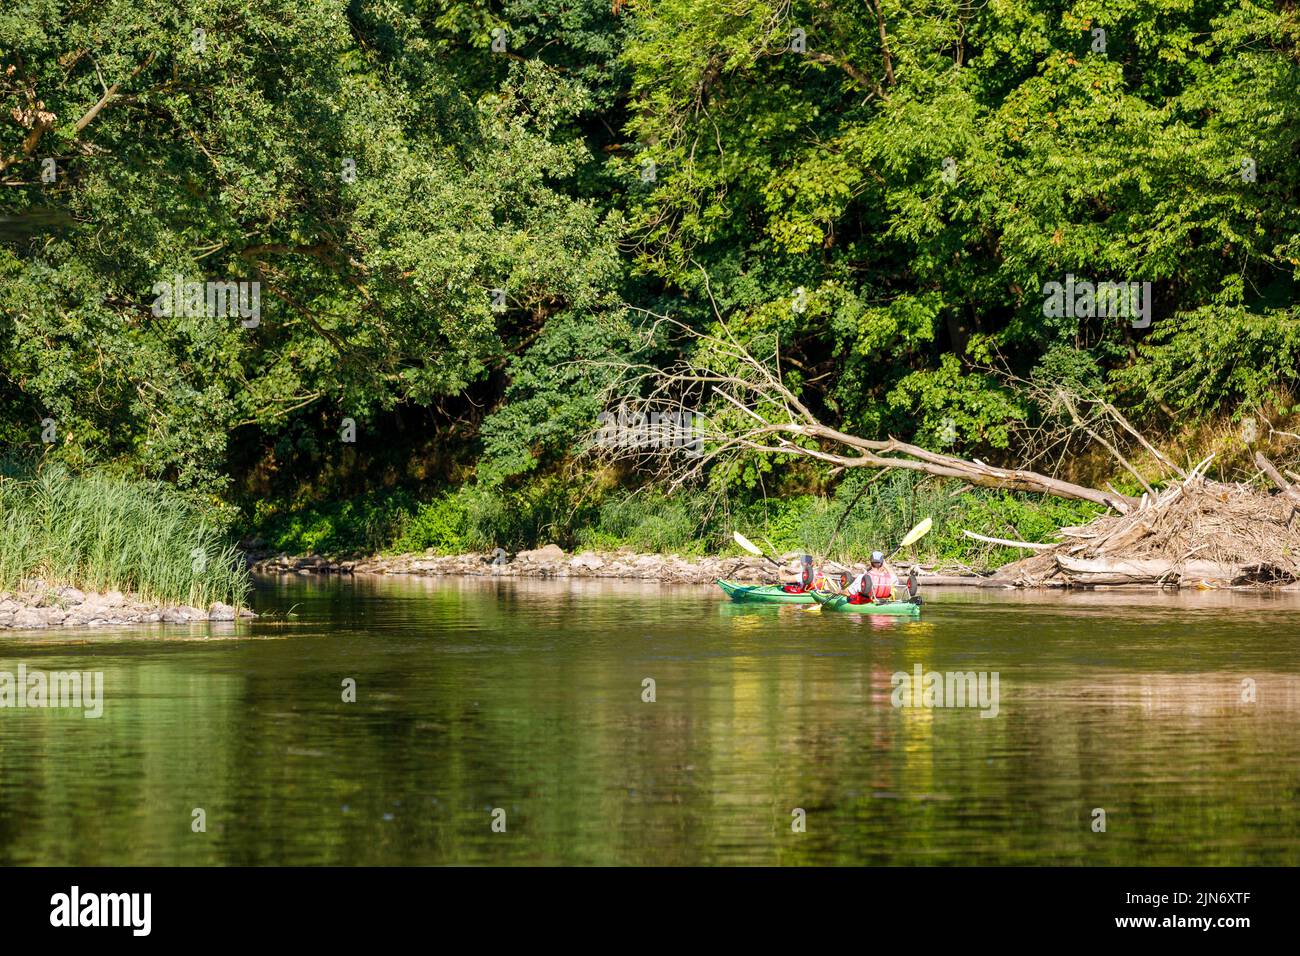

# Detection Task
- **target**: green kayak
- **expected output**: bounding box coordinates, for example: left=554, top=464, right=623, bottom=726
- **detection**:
left=809, top=590, right=922, bottom=617
left=716, top=579, right=815, bottom=604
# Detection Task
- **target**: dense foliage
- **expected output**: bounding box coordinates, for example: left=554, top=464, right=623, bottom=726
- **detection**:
left=3, top=1, right=1297, bottom=553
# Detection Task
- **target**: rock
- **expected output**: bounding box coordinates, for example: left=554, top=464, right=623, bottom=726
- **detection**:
left=515, top=544, right=565, bottom=563
left=160, top=606, right=203, bottom=623
left=570, top=552, right=605, bottom=571
left=239, top=546, right=896, bottom=587
left=57, top=587, right=86, bottom=605
left=12, top=609, right=48, bottom=629
left=208, top=602, right=237, bottom=621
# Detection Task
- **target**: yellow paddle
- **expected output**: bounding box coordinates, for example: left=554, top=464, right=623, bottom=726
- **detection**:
left=732, top=530, right=785, bottom=570
left=890, top=517, right=933, bottom=558
left=803, top=517, right=932, bottom=613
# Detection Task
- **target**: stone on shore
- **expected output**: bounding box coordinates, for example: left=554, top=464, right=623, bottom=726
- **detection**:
left=249, top=546, right=781, bottom=585
left=0, top=586, right=255, bottom=630
left=12, top=608, right=48, bottom=629
left=515, top=544, right=565, bottom=564
left=160, top=606, right=204, bottom=623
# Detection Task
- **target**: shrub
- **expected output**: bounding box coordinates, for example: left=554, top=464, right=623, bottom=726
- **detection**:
left=727, top=471, right=1100, bottom=570
left=576, top=490, right=712, bottom=554
left=1112, top=305, right=1300, bottom=417
left=392, top=493, right=469, bottom=554
left=252, top=489, right=415, bottom=556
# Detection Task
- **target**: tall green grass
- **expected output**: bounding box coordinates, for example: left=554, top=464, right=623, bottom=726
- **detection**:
left=575, top=490, right=714, bottom=555
left=0, top=464, right=250, bottom=607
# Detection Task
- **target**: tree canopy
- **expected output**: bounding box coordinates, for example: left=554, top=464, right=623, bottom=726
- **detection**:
left=2, top=0, right=1298, bottom=513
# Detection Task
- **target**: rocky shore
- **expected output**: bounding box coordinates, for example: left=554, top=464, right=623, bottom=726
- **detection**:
left=247, top=544, right=995, bottom=586
left=249, top=544, right=771, bottom=582
left=0, top=583, right=254, bottom=631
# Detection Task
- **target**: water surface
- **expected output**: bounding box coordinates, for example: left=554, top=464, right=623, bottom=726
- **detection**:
left=1, top=575, right=1297, bottom=865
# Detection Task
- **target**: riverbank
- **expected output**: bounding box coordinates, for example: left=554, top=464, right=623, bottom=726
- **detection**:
left=247, top=533, right=1300, bottom=591
left=0, top=582, right=255, bottom=630
left=246, top=545, right=999, bottom=586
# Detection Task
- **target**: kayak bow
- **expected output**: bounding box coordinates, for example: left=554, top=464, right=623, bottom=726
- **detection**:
left=716, top=579, right=816, bottom=604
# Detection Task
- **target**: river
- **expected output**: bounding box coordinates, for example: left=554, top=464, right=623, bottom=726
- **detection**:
left=1, top=574, right=1297, bottom=865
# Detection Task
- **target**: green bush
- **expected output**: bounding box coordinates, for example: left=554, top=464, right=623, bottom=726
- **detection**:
left=725, top=472, right=1100, bottom=570
left=244, top=469, right=1101, bottom=573
left=299, top=478, right=603, bottom=556
left=1112, top=305, right=1300, bottom=417
left=252, top=489, right=415, bottom=556
left=392, top=493, right=469, bottom=554
left=457, top=479, right=598, bottom=552
left=576, top=491, right=712, bottom=554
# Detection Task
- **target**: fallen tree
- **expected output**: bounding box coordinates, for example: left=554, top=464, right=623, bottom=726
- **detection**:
left=590, top=297, right=1137, bottom=508
left=585, top=294, right=1300, bottom=588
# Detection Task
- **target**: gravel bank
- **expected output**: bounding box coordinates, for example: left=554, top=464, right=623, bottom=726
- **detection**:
left=0, top=583, right=255, bottom=631
left=247, top=544, right=998, bottom=586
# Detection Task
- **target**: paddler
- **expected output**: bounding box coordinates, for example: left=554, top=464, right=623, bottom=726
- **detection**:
left=781, top=554, right=848, bottom=592
left=846, top=551, right=898, bottom=604
left=780, top=554, right=818, bottom=593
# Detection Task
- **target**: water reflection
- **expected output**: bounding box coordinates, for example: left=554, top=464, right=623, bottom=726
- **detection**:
left=0, top=575, right=1296, bottom=865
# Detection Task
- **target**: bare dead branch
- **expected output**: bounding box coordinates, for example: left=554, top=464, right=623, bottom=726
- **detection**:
left=580, top=303, right=1139, bottom=513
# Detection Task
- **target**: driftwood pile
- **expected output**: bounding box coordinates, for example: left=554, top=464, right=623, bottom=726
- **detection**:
left=993, top=454, right=1300, bottom=589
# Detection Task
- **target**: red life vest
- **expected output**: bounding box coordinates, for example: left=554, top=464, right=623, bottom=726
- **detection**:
left=782, top=561, right=825, bottom=593
left=867, top=566, right=894, bottom=599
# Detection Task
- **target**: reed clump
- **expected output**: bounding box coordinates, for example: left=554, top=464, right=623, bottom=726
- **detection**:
left=0, top=464, right=250, bottom=608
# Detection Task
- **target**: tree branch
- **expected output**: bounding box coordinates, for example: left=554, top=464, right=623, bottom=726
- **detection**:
left=71, top=52, right=156, bottom=135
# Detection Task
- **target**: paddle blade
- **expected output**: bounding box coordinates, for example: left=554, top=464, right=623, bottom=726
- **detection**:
left=897, top=517, right=933, bottom=549
left=732, top=530, right=764, bottom=557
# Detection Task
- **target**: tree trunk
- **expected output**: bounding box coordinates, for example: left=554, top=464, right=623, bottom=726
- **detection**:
left=1055, top=556, right=1241, bottom=585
